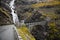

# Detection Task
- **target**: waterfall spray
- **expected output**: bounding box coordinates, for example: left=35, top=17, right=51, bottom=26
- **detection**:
left=9, top=0, right=19, bottom=25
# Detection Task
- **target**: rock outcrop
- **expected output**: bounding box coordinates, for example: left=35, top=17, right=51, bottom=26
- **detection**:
left=0, top=0, right=13, bottom=25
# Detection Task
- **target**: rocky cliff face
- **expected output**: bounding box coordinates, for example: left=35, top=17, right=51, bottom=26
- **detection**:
left=0, top=0, right=13, bottom=25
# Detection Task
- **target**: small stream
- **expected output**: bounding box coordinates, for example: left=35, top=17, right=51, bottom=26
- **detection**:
left=9, top=0, right=19, bottom=24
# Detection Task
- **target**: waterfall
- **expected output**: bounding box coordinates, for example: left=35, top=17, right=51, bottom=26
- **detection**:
left=9, top=0, right=19, bottom=24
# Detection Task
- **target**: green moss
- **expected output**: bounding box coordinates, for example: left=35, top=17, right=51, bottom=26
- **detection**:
left=47, top=21, right=60, bottom=40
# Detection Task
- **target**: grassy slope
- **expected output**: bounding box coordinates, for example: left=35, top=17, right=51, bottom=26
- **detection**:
left=31, top=1, right=60, bottom=8
left=17, top=25, right=35, bottom=40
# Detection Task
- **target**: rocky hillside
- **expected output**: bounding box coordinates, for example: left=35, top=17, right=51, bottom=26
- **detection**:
left=0, top=0, right=60, bottom=40
left=14, top=0, right=60, bottom=40
left=0, top=0, right=13, bottom=25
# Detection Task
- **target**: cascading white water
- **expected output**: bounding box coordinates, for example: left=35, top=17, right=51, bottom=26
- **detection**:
left=9, top=0, right=19, bottom=24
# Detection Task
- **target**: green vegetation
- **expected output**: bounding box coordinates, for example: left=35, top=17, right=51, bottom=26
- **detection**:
left=47, top=21, right=60, bottom=40
left=17, top=25, right=35, bottom=40
left=31, top=1, right=60, bottom=8
left=0, top=8, right=11, bottom=18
